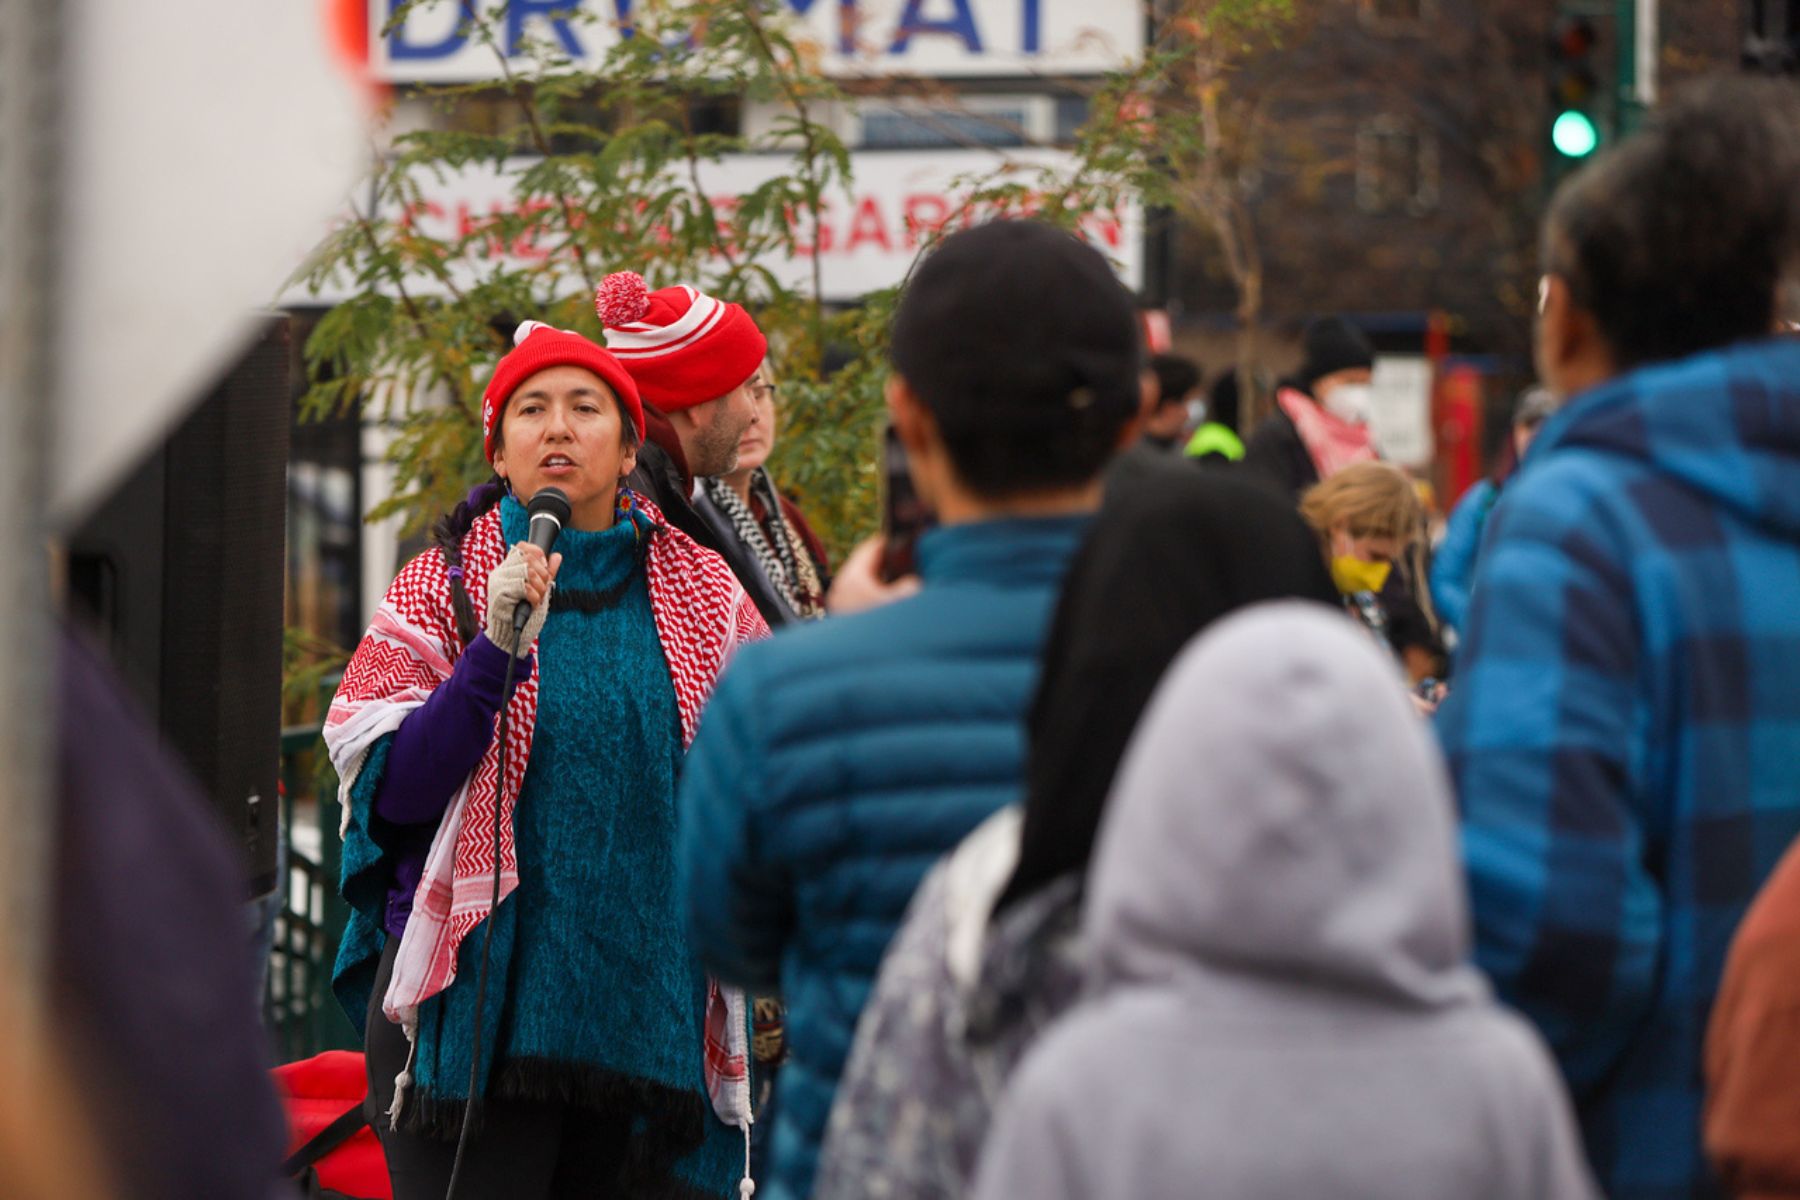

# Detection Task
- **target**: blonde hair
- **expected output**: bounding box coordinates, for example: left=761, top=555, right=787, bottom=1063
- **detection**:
left=1299, top=461, right=1426, bottom=546
left=1299, top=462, right=1438, bottom=628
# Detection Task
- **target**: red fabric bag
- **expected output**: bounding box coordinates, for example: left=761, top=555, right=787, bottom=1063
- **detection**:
left=272, top=1051, right=391, bottom=1200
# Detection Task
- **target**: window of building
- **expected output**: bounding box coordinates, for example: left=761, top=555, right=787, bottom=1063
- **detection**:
left=1356, top=118, right=1439, bottom=215
left=855, top=95, right=1051, bottom=149
left=1053, top=95, right=1091, bottom=144
left=860, top=107, right=1030, bottom=148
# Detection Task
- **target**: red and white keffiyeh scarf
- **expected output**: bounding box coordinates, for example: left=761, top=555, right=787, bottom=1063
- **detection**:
left=1278, top=386, right=1378, bottom=482
left=323, top=495, right=768, bottom=1131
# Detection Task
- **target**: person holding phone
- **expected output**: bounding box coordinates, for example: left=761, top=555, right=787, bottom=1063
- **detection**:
left=676, top=219, right=1144, bottom=1200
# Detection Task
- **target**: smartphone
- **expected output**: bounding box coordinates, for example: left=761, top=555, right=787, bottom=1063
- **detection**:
left=878, top=423, right=936, bottom=582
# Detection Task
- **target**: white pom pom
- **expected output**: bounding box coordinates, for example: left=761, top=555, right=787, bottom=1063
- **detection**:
left=513, top=320, right=551, bottom=347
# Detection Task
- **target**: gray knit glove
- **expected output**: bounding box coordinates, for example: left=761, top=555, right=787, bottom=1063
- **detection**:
left=484, top=545, right=551, bottom=656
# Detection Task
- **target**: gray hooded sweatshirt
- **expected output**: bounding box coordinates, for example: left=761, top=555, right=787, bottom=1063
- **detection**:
left=971, top=604, right=1598, bottom=1200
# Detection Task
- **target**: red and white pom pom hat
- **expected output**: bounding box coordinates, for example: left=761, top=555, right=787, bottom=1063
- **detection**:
left=595, top=271, right=768, bottom=412
left=480, top=321, right=645, bottom=462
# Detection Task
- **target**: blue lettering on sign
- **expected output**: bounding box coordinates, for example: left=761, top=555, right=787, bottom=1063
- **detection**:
left=889, top=0, right=983, bottom=54
left=781, top=0, right=857, bottom=55
left=507, top=0, right=586, bottom=57
left=383, top=0, right=1061, bottom=66
left=387, top=0, right=638, bottom=61
left=387, top=0, right=471, bottom=60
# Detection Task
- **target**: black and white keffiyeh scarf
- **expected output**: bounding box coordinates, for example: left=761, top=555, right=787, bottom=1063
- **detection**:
left=703, top=469, right=825, bottom=619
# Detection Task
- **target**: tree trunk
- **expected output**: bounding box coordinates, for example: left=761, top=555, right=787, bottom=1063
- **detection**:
left=1235, top=266, right=1266, bottom=434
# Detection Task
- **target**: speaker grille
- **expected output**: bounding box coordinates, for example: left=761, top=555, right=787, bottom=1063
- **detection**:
left=157, top=318, right=290, bottom=894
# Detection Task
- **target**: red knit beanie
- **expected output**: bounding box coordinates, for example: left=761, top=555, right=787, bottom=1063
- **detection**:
left=481, top=321, right=645, bottom=463
left=595, top=272, right=768, bottom=412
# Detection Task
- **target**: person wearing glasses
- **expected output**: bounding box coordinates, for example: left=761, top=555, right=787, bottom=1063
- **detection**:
left=698, top=365, right=832, bottom=621
left=692, top=363, right=834, bottom=1173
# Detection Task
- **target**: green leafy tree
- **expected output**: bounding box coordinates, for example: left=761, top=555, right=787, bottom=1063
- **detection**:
left=293, top=0, right=868, bottom=542
left=1145, top=0, right=1299, bottom=427
left=290, top=0, right=1297, bottom=574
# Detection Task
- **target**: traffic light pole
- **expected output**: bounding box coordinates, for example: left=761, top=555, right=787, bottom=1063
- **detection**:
left=1617, top=0, right=1658, bottom=134
left=1547, top=6, right=1604, bottom=168
left=1548, top=0, right=1657, bottom=179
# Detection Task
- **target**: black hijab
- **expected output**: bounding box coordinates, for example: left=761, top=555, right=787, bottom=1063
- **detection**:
left=997, top=457, right=1340, bottom=911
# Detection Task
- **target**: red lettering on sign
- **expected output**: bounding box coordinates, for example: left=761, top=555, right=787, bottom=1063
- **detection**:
left=454, top=202, right=510, bottom=258
left=1080, top=208, right=1125, bottom=250
left=903, top=193, right=950, bottom=249
left=398, top=200, right=444, bottom=231
left=460, top=203, right=489, bottom=251
left=380, top=169, right=1131, bottom=286
left=844, top=195, right=891, bottom=252
left=512, top=199, right=553, bottom=260
left=708, top=194, right=741, bottom=256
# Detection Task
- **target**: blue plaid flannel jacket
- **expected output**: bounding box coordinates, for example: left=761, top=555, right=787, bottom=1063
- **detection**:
left=1436, top=337, right=1800, bottom=1199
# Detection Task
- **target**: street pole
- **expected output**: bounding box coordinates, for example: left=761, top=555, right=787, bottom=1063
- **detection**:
left=1617, top=0, right=1658, bottom=134
left=0, top=0, right=62, bottom=1038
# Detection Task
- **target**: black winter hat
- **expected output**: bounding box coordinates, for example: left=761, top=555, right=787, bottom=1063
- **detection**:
left=889, top=220, right=1141, bottom=432
left=1296, top=316, right=1375, bottom=390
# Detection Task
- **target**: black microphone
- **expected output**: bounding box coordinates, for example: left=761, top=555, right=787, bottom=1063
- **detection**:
left=512, top=486, right=571, bottom=633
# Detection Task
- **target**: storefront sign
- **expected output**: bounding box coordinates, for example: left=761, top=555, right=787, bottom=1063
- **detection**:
left=372, top=0, right=1143, bottom=82
left=1369, top=355, right=1436, bottom=469
left=289, top=148, right=1142, bottom=305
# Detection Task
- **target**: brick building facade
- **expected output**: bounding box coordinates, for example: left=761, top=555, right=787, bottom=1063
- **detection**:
left=1163, top=0, right=1745, bottom=361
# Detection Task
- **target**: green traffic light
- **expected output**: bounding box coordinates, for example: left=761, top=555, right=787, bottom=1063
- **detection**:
left=1552, top=110, right=1599, bottom=158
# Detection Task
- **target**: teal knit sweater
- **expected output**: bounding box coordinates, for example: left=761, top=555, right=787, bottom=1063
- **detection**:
left=358, top=497, right=741, bottom=1197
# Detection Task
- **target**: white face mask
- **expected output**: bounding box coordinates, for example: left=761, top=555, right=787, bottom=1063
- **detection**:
left=1322, top=383, right=1374, bottom=426
left=1185, top=398, right=1208, bottom=427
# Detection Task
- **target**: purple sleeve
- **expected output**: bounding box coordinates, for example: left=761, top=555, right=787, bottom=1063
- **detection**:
left=373, top=633, right=532, bottom=826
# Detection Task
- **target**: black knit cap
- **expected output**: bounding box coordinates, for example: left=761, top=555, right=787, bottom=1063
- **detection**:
left=889, top=220, right=1141, bottom=433
left=1296, top=316, right=1375, bottom=390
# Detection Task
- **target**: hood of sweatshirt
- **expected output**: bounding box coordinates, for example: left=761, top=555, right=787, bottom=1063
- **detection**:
left=1532, top=336, right=1800, bottom=541
left=1084, top=603, right=1486, bottom=1013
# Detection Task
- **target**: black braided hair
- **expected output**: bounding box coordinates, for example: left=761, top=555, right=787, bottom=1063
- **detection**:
left=434, top=474, right=509, bottom=647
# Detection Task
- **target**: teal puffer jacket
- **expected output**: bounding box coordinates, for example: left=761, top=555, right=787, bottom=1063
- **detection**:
left=677, top=516, right=1088, bottom=1200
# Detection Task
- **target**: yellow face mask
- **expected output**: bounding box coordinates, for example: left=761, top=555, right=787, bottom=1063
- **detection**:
left=1331, top=555, right=1392, bottom=596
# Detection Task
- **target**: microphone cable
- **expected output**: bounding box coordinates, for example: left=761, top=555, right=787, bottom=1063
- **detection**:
left=444, top=611, right=526, bottom=1199
left=443, top=487, right=566, bottom=1198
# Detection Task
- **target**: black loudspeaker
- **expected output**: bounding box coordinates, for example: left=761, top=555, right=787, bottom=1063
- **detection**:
left=68, top=316, right=290, bottom=897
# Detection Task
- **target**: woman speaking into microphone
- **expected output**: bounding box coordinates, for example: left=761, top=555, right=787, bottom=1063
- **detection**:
left=325, top=320, right=768, bottom=1199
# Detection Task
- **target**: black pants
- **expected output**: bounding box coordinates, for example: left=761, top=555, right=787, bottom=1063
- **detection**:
left=363, top=939, right=631, bottom=1200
